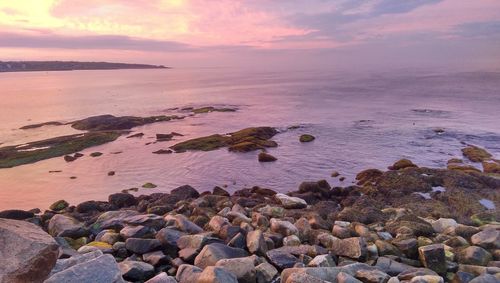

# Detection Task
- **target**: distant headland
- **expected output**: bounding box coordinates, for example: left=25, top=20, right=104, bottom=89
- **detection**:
left=0, top=61, right=169, bottom=73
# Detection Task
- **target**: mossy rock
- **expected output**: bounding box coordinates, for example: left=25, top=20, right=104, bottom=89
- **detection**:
left=49, top=199, right=69, bottom=211
left=482, top=161, right=500, bottom=174
left=71, top=114, right=182, bottom=131
left=142, top=182, right=157, bottom=189
left=388, top=159, right=418, bottom=170
left=471, top=212, right=497, bottom=226
left=192, top=106, right=237, bottom=114
left=86, top=241, right=112, bottom=249
left=65, top=237, right=88, bottom=250
left=299, top=134, right=315, bottom=143
left=0, top=131, right=122, bottom=168
left=462, top=146, right=492, bottom=162
left=171, top=127, right=278, bottom=153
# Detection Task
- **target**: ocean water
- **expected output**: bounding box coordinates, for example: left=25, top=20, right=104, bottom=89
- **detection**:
left=0, top=68, right=499, bottom=210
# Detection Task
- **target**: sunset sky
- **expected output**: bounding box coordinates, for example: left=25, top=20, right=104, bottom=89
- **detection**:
left=1, top=0, right=499, bottom=69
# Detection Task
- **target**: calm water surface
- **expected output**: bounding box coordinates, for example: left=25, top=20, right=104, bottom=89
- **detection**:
left=0, top=68, right=499, bottom=210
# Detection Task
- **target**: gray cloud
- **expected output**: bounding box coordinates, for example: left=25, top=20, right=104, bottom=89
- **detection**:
left=453, top=21, right=500, bottom=39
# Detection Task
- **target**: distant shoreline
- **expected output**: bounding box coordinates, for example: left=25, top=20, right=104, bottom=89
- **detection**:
left=0, top=61, right=169, bottom=73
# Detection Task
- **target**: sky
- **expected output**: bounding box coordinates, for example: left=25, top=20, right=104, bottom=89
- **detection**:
left=1, top=0, right=499, bottom=69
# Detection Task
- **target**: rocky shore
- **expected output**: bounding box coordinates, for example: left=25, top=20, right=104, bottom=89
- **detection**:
left=0, top=157, right=498, bottom=283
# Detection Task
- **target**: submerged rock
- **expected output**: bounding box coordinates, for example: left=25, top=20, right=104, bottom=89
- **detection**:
left=258, top=152, right=277, bottom=162
left=299, top=134, right=315, bottom=143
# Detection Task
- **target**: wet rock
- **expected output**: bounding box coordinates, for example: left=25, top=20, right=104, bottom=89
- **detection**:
left=171, top=184, right=200, bottom=199
left=153, top=149, right=173, bottom=154
left=457, top=246, right=492, bottom=266
left=386, top=215, right=434, bottom=237
left=388, top=159, right=418, bottom=170
left=418, top=244, right=447, bottom=275
left=215, top=256, right=256, bottom=283
left=0, top=218, right=59, bottom=283
left=48, top=214, right=88, bottom=238
left=298, top=180, right=331, bottom=196
left=375, top=240, right=403, bottom=257
left=355, top=269, right=391, bottom=283
left=119, top=260, right=155, bottom=281
left=194, top=243, right=249, bottom=268
left=197, top=266, right=238, bottom=283
left=0, top=209, right=34, bottom=220
left=108, top=171, right=116, bottom=176
left=90, top=152, right=103, bottom=157
left=275, top=193, right=307, bottom=209
left=176, top=264, right=203, bottom=283
left=71, top=114, right=178, bottom=131
left=49, top=199, right=69, bottom=211
left=145, top=272, right=177, bottom=283
left=471, top=229, right=500, bottom=249
left=299, top=134, right=315, bottom=143
left=256, top=262, right=278, bottom=283
left=482, top=161, right=500, bottom=174
left=213, top=186, right=230, bottom=196
left=45, top=254, right=124, bottom=283
left=356, top=169, right=383, bottom=185
left=125, top=238, right=162, bottom=254
left=258, top=152, right=277, bottom=162
left=462, top=146, right=492, bottom=162
left=108, top=193, right=137, bottom=208
left=143, top=182, right=158, bottom=188
left=330, top=237, right=367, bottom=260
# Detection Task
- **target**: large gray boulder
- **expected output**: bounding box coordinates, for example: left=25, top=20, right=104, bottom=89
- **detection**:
left=48, top=214, right=88, bottom=238
left=0, top=218, right=59, bottom=283
left=44, top=254, right=125, bottom=283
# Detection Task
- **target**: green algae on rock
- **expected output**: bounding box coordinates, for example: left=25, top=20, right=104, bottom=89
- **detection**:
left=299, top=134, right=315, bottom=143
left=191, top=106, right=237, bottom=114
left=142, top=183, right=157, bottom=189
left=71, top=114, right=183, bottom=131
left=170, top=127, right=278, bottom=153
left=0, top=131, right=122, bottom=168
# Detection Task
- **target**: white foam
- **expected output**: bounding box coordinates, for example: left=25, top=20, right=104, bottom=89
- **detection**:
left=479, top=199, right=496, bottom=210
left=414, top=192, right=432, bottom=200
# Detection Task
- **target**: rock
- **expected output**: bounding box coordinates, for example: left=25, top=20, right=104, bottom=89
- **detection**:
left=375, top=240, right=403, bottom=257
left=457, top=246, right=492, bottom=266
left=171, top=184, right=200, bottom=199
left=76, top=200, right=102, bottom=213
left=410, top=275, right=444, bottom=283
left=120, top=225, right=156, bottom=239
left=388, top=159, right=418, bottom=170
left=462, top=146, right=492, bottom=162
left=386, top=216, right=434, bottom=237
left=0, top=218, right=59, bottom=282
left=90, top=210, right=140, bottom=233
left=392, top=238, right=418, bottom=259
left=355, top=269, right=391, bottom=283
left=256, top=262, right=278, bottom=283
left=275, top=193, right=307, bottom=209
left=356, top=169, right=383, bottom=185
left=143, top=251, right=169, bottom=266
left=482, top=161, right=500, bottom=174
left=213, top=186, right=230, bottom=197
left=286, top=272, right=330, bottom=283
left=156, top=227, right=186, bottom=253
left=266, top=249, right=299, bottom=269
left=176, top=264, right=203, bottom=283
left=108, top=193, right=137, bottom=208
left=119, top=260, right=155, bottom=281
left=79, top=241, right=113, bottom=253
left=45, top=254, right=124, bottom=283
left=123, top=214, right=166, bottom=229
left=145, top=272, right=177, bottom=283
left=299, top=134, right=315, bottom=143
left=49, top=199, right=69, bottom=211
left=197, top=266, right=238, bottom=283
left=48, top=214, right=88, bottom=238
left=418, top=244, right=447, bottom=275
left=247, top=229, right=268, bottom=255
left=177, top=234, right=223, bottom=251
left=153, top=149, right=173, bottom=154
left=0, top=209, right=35, bottom=220
left=125, top=238, right=162, bottom=254
left=431, top=218, right=458, bottom=233
left=96, top=230, right=121, bottom=245
left=215, top=257, right=256, bottom=283
left=208, top=215, right=230, bottom=233
left=283, top=235, right=301, bottom=246
left=194, top=243, right=249, bottom=269
left=330, top=237, right=367, bottom=260
left=143, top=182, right=158, bottom=188
left=108, top=171, right=116, bottom=176
left=171, top=214, right=204, bottom=234
left=308, top=254, right=336, bottom=267
left=469, top=274, right=499, bottom=283
left=281, top=267, right=342, bottom=283
left=50, top=250, right=103, bottom=275
left=375, top=257, right=414, bottom=276
left=270, top=218, right=299, bottom=236
left=471, top=229, right=500, bottom=249
left=298, top=180, right=331, bottom=196
left=258, top=152, right=277, bottom=162
left=338, top=272, right=363, bottom=283
left=450, top=271, right=475, bottom=283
